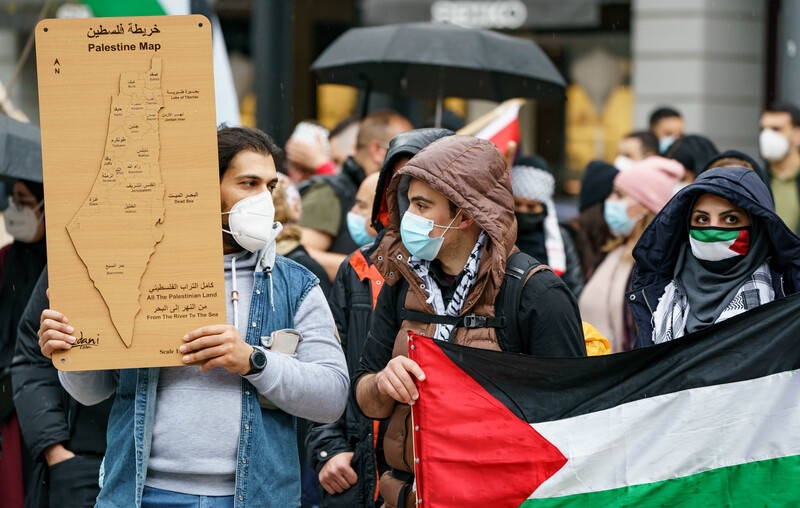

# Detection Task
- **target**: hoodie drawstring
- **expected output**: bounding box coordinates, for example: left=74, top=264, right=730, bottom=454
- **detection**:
left=231, top=258, right=275, bottom=330
left=231, top=257, right=240, bottom=330
left=265, top=267, right=275, bottom=311
left=232, top=256, right=274, bottom=332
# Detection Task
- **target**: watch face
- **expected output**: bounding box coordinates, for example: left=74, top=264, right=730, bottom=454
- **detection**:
left=252, top=349, right=267, bottom=370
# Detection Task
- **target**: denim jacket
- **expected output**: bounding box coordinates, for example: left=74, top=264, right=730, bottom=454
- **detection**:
left=97, top=256, right=317, bottom=507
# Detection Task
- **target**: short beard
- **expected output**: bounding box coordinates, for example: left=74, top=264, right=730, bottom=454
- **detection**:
left=222, top=231, right=241, bottom=251
left=221, top=215, right=242, bottom=252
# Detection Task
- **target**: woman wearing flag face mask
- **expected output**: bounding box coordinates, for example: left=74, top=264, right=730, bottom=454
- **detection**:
left=579, top=157, right=684, bottom=352
left=630, top=166, right=800, bottom=348
left=0, top=178, right=47, bottom=506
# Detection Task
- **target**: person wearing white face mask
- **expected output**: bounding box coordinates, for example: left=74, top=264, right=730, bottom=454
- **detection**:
left=759, top=103, right=800, bottom=233
left=0, top=178, right=46, bottom=506
left=38, top=127, right=348, bottom=507
left=649, top=106, right=685, bottom=155
left=579, top=157, right=684, bottom=352
left=614, top=131, right=658, bottom=172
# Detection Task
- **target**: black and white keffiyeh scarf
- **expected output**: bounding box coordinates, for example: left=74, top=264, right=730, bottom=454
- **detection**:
left=408, top=231, right=488, bottom=342
left=651, top=263, right=774, bottom=344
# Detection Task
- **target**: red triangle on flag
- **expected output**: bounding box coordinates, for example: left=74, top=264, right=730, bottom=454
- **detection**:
left=729, top=229, right=750, bottom=256
left=410, top=333, right=567, bottom=507
left=474, top=102, right=521, bottom=156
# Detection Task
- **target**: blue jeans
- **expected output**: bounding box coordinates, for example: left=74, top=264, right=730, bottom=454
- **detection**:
left=141, top=486, right=234, bottom=508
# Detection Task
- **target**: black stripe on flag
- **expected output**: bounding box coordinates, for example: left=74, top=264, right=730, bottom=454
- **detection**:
left=436, top=291, right=800, bottom=423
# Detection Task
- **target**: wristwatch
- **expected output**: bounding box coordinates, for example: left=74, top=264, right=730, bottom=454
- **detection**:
left=246, top=347, right=267, bottom=376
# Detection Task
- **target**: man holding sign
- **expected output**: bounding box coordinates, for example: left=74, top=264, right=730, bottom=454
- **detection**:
left=38, top=127, right=348, bottom=507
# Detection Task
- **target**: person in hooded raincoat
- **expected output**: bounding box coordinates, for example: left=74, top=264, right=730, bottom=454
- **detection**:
left=354, top=135, right=585, bottom=507
left=629, top=166, right=800, bottom=348
left=305, top=128, right=454, bottom=508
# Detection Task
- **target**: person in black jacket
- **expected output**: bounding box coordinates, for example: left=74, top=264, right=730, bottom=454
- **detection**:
left=510, top=156, right=584, bottom=296
left=11, top=267, right=114, bottom=508
left=305, top=128, right=454, bottom=507
left=629, top=166, right=800, bottom=348
left=0, top=178, right=47, bottom=506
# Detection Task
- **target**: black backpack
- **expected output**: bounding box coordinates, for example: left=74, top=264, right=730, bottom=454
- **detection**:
left=396, top=251, right=550, bottom=354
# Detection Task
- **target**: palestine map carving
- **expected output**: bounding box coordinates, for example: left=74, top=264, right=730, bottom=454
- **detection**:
left=67, top=56, right=165, bottom=347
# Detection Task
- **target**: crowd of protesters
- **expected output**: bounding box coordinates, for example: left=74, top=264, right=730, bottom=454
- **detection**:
left=2, top=99, right=800, bottom=508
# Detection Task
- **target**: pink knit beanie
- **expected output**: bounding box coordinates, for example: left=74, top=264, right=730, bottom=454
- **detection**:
left=613, top=156, right=685, bottom=213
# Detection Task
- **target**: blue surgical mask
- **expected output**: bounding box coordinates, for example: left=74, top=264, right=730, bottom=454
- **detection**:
left=659, top=135, right=675, bottom=154
left=400, top=210, right=461, bottom=260
left=604, top=199, right=641, bottom=237
left=347, top=212, right=374, bottom=247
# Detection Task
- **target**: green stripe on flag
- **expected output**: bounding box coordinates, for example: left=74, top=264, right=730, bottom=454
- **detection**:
left=689, top=228, right=740, bottom=243
left=83, top=0, right=167, bottom=17
left=520, top=454, right=800, bottom=507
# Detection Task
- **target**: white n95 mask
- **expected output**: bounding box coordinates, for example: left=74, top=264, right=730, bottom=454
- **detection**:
left=613, top=155, right=634, bottom=172
left=759, top=129, right=791, bottom=162
left=4, top=198, right=43, bottom=243
left=222, top=191, right=277, bottom=252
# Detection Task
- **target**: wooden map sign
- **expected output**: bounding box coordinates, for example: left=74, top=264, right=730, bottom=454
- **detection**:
left=36, top=15, right=227, bottom=371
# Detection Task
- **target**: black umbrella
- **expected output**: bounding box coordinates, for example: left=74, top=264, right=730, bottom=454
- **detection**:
left=311, top=22, right=566, bottom=124
left=0, top=115, right=42, bottom=184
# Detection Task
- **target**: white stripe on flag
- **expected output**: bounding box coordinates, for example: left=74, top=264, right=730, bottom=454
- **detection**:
left=209, top=15, right=241, bottom=127
left=530, top=370, right=800, bottom=499
left=688, top=235, right=739, bottom=261
left=158, top=0, right=190, bottom=16
left=475, top=103, right=520, bottom=140
left=159, top=0, right=241, bottom=126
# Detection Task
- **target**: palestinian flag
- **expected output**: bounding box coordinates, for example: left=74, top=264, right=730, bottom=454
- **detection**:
left=688, top=226, right=750, bottom=261
left=473, top=100, right=521, bottom=155
left=409, top=292, right=800, bottom=507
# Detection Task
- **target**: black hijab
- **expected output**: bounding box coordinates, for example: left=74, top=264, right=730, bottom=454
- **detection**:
left=674, top=210, right=770, bottom=334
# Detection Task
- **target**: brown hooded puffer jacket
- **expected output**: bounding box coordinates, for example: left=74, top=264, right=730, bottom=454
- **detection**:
left=373, top=135, right=517, bottom=345
left=370, top=135, right=518, bottom=507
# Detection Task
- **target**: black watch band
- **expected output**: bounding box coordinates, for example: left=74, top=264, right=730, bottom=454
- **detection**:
left=246, top=347, right=267, bottom=376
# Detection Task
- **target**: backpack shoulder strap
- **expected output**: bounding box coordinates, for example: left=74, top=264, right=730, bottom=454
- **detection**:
left=497, top=252, right=554, bottom=353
